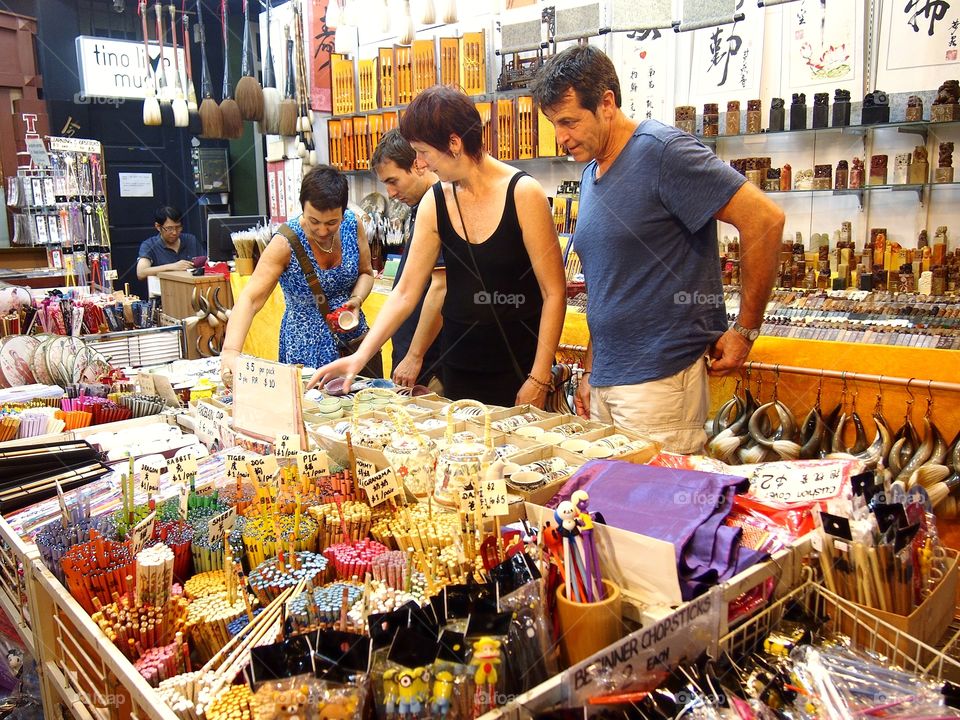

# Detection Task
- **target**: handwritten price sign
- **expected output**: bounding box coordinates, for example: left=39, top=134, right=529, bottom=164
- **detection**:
left=358, top=467, right=400, bottom=507
left=750, top=461, right=847, bottom=504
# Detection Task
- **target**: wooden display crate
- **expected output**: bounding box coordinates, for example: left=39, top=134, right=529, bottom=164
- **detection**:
left=156, top=271, right=233, bottom=322
left=378, top=48, right=395, bottom=107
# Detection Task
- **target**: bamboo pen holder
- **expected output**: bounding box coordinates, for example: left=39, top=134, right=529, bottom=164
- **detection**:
left=555, top=579, right=624, bottom=666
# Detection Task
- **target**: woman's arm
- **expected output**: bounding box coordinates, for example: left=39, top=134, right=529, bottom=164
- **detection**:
left=514, top=176, right=567, bottom=406
left=307, top=191, right=443, bottom=390
left=346, top=217, right=375, bottom=311
left=220, top=235, right=290, bottom=382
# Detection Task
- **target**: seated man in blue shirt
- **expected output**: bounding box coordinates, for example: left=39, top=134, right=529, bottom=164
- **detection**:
left=136, top=206, right=205, bottom=280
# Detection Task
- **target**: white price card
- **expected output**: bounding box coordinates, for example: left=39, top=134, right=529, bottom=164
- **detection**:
left=481, top=479, right=509, bottom=517
left=247, top=455, right=279, bottom=484
left=355, top=458, right=377, bottom=485
left=207, top=508, right=237, bottom=544
left=297, top=450, right=330, bottom=480
left=276, top=433, right=300, bottom=458
left=167, top=456, right=198, bottom=486
left=357, top=467, right=400, bottom=507
left=749, top=460, right=847, bottom=504
left=139, top=462, right=163, bottom=495
left=129, top=512, right=156, bottom=556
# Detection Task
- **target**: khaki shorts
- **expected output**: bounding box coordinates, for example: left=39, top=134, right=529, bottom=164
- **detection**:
left=590, top=355, right=709, bottom=455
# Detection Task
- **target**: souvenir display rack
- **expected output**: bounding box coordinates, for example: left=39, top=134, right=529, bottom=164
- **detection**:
left=5, top=137, right=114, bottom=293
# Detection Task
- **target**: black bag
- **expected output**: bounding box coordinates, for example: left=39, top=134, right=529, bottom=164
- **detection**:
left=278, top=223, right=384, bottom=378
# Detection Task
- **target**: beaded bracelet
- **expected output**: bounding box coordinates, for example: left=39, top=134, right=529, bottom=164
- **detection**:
left=526, top=374, right=551, bottom=390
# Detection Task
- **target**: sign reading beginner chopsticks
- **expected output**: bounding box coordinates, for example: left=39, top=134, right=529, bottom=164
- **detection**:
left=232, top=355, right=306, bottom=451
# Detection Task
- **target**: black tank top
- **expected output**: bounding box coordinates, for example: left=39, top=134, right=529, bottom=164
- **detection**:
left=433, top=172, right=543, bottom=325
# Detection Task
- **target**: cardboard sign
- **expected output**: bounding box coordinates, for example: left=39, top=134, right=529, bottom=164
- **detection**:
left=194, top=400, right=229, bottom=446
left=208, top=508, right=237, bottom=544
left=167, top=456, right=198, bottom=486
left=139, top=462, right=163, bottom=495
left=297, top=450, right=330, bottom=480
left=152, top=373, right=182, bottom=408
left=276, top=433, right=301, bottom=458
left=358, top=467, right=401, bottom=507
left=129, top=512, right=156, bottom=556
left=233, top=355, right=305, bottom=446
left=481, top=479, right=509, bottom=517
left=460, top=481, right=477, bottom=515
left=247, top=455, right=279, bottom=484
left=137, top=372, right=156, bottom=396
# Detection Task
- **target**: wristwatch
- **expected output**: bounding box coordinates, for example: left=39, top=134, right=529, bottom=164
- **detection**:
left=732, top=321, right=760, bottom=343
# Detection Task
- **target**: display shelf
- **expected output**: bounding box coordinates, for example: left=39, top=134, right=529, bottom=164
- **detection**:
left=697, top=118, right=960, bottom=147
left=339, top=154, right=584, bottom=176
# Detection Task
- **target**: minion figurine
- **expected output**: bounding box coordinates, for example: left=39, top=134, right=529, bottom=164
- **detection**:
left=470, top=637, right=501, bottom=714
left=396, top=668, right=424, bottom=717
left=430, top=671, right=455, bottom=718
left=414, top=667, right=432, bottom=708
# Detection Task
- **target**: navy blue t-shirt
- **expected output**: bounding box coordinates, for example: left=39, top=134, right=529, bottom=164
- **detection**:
left=138, top=233, right=204, bottom=267
left=574, top=119, right=745, bottom=387
left=391, top=203, right=445, bottom=384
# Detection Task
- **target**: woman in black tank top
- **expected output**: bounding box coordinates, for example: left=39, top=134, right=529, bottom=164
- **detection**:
left=306, top=87, right=567, bottom=408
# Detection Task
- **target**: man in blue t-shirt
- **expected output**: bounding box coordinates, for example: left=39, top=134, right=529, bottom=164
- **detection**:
left=532, top=46, right=784, bottom=453
left=136, top=206, right=204, bottom=281
left=372, top=130, right=446, bottom=391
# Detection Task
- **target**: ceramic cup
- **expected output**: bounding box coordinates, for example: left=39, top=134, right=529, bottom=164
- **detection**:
left=560, top=438, right=590, bottom=454
left=338, top=310, right=359, bottom=330
left=508, top=470, right=545, bottom=489
left=515, top=426, right=545, bottom=438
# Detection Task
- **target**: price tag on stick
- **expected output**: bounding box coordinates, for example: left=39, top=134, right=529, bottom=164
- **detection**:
left=130, top=512, right=156, bottom=556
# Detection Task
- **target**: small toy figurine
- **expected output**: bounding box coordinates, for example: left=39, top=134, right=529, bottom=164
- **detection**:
left=471, top=637, right=501, bottom=715
left=396, top=668, right=423, bottom=717
left=414, top=667, right=431, bottom=708
left=382, top=668, right=399, bottom=718
left=571, top=490, right=604, bottom=601
left=430, top=670, right=455, bottom=718
left=555, top=500, right=593, bottom=601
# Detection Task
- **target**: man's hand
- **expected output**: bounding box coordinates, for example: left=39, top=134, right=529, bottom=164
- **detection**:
left=574, top=374, right=591, bottom=419
left=708, top=329, right=753, bottom=376
left=172, top=259, right=194, bottom=271
left=392, top=354, right=422, bottom=388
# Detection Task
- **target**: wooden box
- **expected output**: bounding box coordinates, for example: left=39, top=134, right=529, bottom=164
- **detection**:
left=517, top=96, right=535, bottom=159
left=495, top=98, right=516, bottom=161
left=395, top=45, right=413, bottom=106
left=412, top=39, right=437, bottom=98
left=358, top=59, right=378, bottom=112
left=353, top=116, right=370, bottom=170
left=157, top=270, right=232, bottom=320
left=461, top=31, right=486, bottom=95
left=331, top=54, right=357, bottom=116
left=475, top=102, right=493, bottom=156
left=439, top=37, right=460, bottom=86
left=379, top=48, right=395, bottom=107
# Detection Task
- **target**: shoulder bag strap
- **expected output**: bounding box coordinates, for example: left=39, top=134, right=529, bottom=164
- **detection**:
left=277, top=223, right=339, bottom=337
left=451, top=180, right=526, bottom=383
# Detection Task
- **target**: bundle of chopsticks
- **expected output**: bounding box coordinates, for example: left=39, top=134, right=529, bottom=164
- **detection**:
left=0, top=440, right=109, bottom=513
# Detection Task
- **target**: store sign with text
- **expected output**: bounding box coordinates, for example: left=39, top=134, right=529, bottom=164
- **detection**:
left=75, top=36, right=186, bottom=100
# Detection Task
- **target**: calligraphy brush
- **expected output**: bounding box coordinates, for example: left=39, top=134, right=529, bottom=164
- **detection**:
left=236, top=0, right=264, bottom=121
left=218, top=0, right=243, bottom=139
left=259, top=0, right=281, bottom=134
left=181, top=6, right=202, bottom=134
left=196, top=0, right=223, bottom=138
left=168, top=4, right=189, bottom=127
left=293, top=2, right=311, bottom=135
left=278, top=25, right=298, bottom=137
left=140, top=1, right=162, bottom=126
left=153, top=2, right=175, bottom=126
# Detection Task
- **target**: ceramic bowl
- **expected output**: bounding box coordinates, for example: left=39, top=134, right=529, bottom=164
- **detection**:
left=539, top=431, right=565, bottom=445
left=560, top=438, right=590, bottom=454
left=515, top=426, right=545, bottom=438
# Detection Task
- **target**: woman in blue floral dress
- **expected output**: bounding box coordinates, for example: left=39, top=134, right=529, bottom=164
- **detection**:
left=220, top=166, right=383, bottom=381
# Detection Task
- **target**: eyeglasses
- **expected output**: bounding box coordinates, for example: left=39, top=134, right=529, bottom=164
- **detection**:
left=159, top=224, right=183, bottom=234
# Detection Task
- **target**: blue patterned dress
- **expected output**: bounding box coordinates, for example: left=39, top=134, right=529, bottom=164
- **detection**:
left=277, top=210, right=370, bottom=368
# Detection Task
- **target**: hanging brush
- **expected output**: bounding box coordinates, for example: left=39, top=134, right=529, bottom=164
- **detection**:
left=442, top=0, right=457, bottom=24
left=293, top=3, right=312, bottom=135
left=292, top=5, right=310, bottom=162
left=259, top=0, right=281, bottom=134
left=294, top=11, right=318, bottom=166
left=196, top=0, right=222, bottom=138
left=399, top=0, right=414, bottom=46
left=154, top=2, right=175, bottom=125
left=181, top=4, right=202, bottom=133
left=421, top=0, right=436, bottom=25
left=236, top=0, right=264, bottom=122
left=140, top=2, right=161, bottom=126
left=278, top=25, right=298, bottom=137
left=219, top=0, right=244, bottom=139
left=167, top=4, right=189, bottom=127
